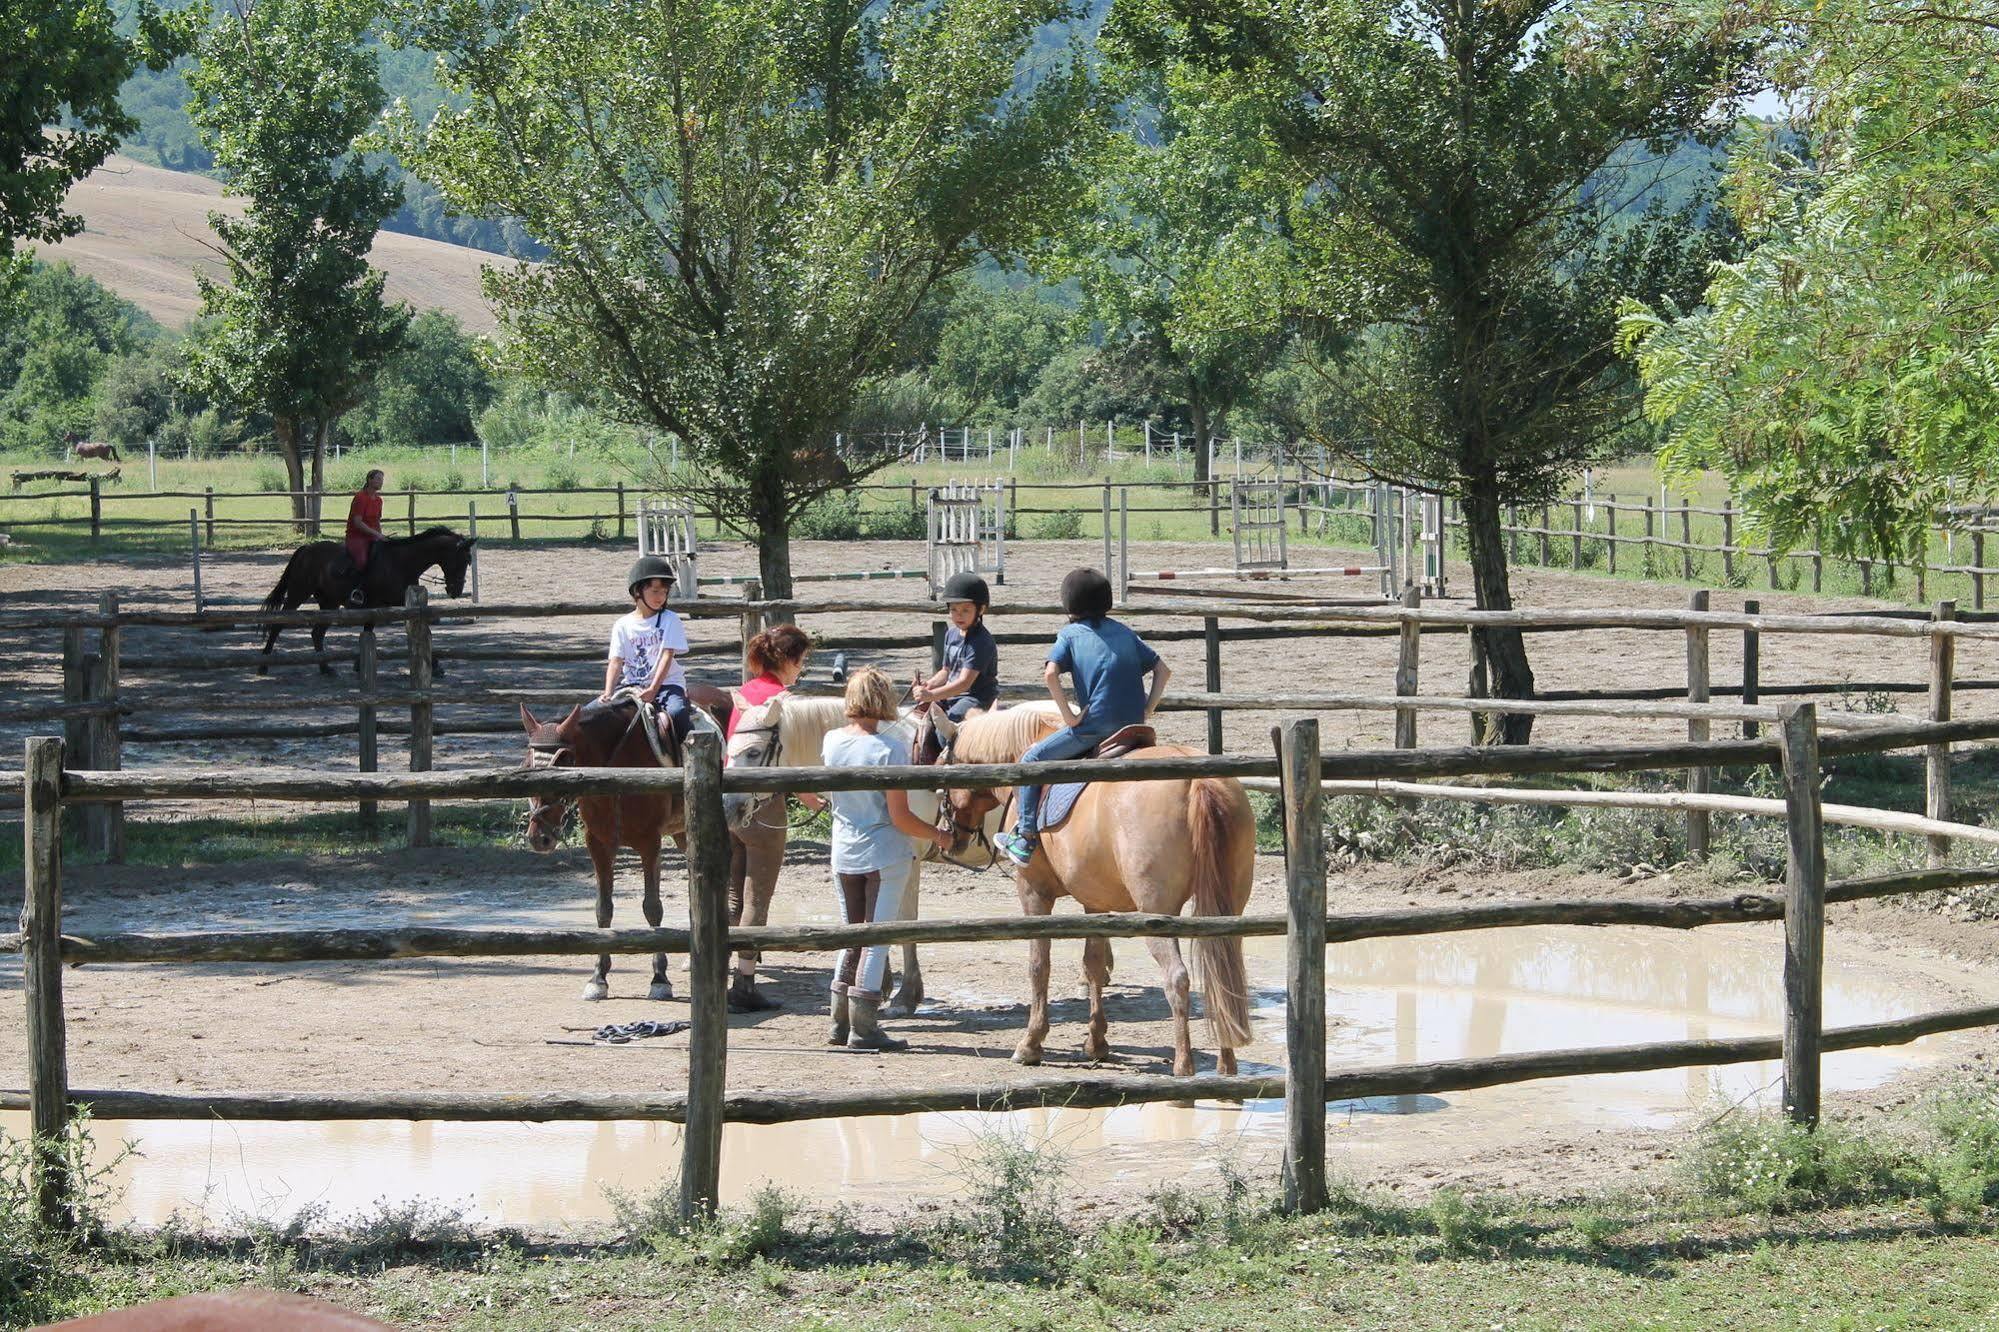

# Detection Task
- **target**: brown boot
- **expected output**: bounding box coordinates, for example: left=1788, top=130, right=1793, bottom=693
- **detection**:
left=728, top=972, right=780, bottom=1013
left=846, top=995, right=908, bottom=1053
left=827, top=992, right=850, bottom=1046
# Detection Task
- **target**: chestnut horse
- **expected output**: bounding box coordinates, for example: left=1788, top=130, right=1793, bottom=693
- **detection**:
left=931, top=706, right=1255, bottom=1076
left=62, top=431, right=120, bottom=462
left=520, top=691, right=729, bottom=1000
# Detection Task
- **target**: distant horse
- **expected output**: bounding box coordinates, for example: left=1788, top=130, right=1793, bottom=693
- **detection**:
left=520, top=689, right=731, bottom=1001
left=720, top=693, right=939, bottom=1015
left=931, top=706, right=1256, bottom=1076
left=257, top=526, right=476, bottom=674
left=62, top=431, right=120, bottom=463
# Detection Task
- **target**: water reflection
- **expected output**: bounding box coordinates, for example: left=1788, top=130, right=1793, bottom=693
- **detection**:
left=5, top=923, right=1950, bottom=1226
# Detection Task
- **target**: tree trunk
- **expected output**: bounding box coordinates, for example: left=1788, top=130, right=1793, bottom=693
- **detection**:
left=274, top=415, right=309, bottom=535
left=306, top=419, right=327, bottom=538
left=754, top=468, right=795, bottom=621
left=1461, top=487, right=1535, bottom=743
left=1189, top=397, right=1215, bottom=537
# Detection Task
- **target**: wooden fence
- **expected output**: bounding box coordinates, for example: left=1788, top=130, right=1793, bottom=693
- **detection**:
left=12, top=707, right=1999, bottom=1224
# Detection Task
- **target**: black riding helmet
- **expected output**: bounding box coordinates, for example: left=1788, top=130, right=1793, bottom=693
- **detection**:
left=940, top=571, right=990, bottom=609
left=1060, top=567, right=1113, bottom=621
left=626, top=554, right=678, bottom=598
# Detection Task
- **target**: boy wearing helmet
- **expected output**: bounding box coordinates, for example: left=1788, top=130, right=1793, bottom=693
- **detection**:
left=913, top=571, right=999, bottom=723
left=992, top=567, right=1170, bottom=867
left=605, top=555, right=694, bottom=747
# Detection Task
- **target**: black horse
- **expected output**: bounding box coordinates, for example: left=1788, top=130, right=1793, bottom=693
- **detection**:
left=258, top=527, right=478, bottom=675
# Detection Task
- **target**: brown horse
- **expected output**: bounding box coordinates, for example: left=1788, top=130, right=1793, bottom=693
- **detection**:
left=521, top=689, right=730, bottom=1001
left=63, top=431, right=120, bottom=463
left=258, top=527, right=475, bottom=674
left=932, top=707, right=1256, bottom=1076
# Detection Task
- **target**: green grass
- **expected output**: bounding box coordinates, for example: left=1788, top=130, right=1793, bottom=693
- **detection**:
left=10, top=1094, right=1999, bottom=1329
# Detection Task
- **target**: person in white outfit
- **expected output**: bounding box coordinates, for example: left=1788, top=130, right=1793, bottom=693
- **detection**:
left=809, top=666, right=950, bottom=1050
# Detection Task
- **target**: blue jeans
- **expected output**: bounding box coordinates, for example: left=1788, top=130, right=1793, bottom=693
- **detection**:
left=659, top=684, right=692, bottom=743
left=943, top=694, right=983, bottom=723
left=1016, top=726, right=1106, bottom=837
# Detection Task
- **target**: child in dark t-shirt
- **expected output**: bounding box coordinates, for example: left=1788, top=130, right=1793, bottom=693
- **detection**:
left=913, top=572, right=998, bottom=721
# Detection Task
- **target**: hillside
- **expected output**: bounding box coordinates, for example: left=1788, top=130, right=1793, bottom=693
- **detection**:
left=42, top=156, right=499, bottom=332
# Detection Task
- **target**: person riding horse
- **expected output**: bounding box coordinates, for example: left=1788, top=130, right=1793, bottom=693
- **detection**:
left=342, top=469, right=389, bottom=606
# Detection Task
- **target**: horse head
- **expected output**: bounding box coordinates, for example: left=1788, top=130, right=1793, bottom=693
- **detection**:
left=930, top=706, right=1057, bottom=867
left=440, top=534, right=477, bottom=598
left=520, top=702, right=581, bottom=853
left=721, top=692, right=787, bottom=830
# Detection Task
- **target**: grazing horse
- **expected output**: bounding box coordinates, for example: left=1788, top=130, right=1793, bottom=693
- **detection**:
left=62, top=431, right=120, bottom=463
left=257, top=526, right=475, bottom=674
left=720, top=694, right=938, bottom=1015
left=520, top=691, right=730, bottom=1001
left=931, top=706, right=1256, bottom=1076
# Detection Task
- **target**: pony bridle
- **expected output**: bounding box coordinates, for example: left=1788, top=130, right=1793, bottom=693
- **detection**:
left=523, top=743, right=577, bottom=842
left=930, top=733, right=1005, bottom=871
left=725, top=721, right=787, bottom=826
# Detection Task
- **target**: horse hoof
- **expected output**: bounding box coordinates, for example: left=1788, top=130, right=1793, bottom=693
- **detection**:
left=1084, top=1041, right=1111, bottom=1064
left=891, top=984, right=924, bottom=1016
left=647, top=981, right=674, bottom=1002
left=1217, top=1050, right=1239, bottom=1077
left=581, top=981, right=609, bottom=1001
left=1011, top=1046, right=1043, bottom=1067
left=1172, top=1059, right=1195, bottom=1078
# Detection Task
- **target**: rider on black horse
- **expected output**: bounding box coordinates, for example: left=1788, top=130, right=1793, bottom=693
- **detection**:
left=342, top=468, right=389, bottom=606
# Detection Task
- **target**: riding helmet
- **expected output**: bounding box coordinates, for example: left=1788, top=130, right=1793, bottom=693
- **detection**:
left=626, top=555, right=678, bottom=597
left=940, top=571, right=990, bottom=609
left=1060, top=567, right=1114, bottom=621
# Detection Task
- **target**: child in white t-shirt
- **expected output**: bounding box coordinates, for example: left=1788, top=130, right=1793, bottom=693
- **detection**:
left=605, top=556, right=693, bottom=745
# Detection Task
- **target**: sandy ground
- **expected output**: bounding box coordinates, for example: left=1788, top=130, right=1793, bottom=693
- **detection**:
left=3, top=535, right=1997, bottom=1211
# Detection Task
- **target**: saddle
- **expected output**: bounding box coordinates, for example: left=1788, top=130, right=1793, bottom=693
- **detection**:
left=1037, top=724, right=1159, bottom=834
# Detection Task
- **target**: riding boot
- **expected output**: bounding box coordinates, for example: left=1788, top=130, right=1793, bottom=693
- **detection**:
left=728, top=972, right=780, bottom=1013
left=846, top=995, right=908, bottom=1053
left=826, top=992, right=850, bottom=1047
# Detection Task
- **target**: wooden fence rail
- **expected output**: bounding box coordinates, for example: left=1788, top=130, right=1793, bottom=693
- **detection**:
left=16, top=706, right=1999, bottom=1227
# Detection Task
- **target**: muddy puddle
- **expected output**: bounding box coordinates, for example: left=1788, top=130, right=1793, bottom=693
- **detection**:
left=2, top=922, right=1952, bottom=1228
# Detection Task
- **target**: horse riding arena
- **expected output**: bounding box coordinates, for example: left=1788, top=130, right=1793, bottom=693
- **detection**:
left=8, top=535, right=1999, bottom=1227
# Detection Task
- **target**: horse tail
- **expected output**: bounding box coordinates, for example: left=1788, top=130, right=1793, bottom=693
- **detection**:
left=262, top=547, right=307, bottom=613
left=1187, top=776, right=1254, bottom=1050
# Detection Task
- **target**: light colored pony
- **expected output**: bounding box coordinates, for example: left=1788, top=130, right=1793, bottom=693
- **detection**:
left=721, top=694, right=937, bottom=1015
left=933, top=706, right=1256, bottom=1076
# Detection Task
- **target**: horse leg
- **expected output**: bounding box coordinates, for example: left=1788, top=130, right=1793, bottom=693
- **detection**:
left=1141, top=937, right=1196, bottom=1076
left=258, top=623, right=282, bottom=675
left=1082, top=934, right=1114, bottom=1063
left=584, top=836, right=616, bottom=1000
left=641, top=842, right=672, bottom=1000
left=1012, top=884, right=1056, bottom=1067
left=891, top=857, right=924, bottom=1017
left=312, top=619, right=333, bottom=676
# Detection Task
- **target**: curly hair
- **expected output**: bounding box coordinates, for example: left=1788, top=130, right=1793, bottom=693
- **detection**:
left=745, top=623, right=812, bottom=676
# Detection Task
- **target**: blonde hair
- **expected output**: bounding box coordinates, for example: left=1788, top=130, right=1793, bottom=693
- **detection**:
left=843, top=665, right=900, bottom=722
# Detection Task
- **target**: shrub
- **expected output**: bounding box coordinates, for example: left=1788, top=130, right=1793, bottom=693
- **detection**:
left=1033, top=509, right=1083, bottom=540
left=934, top=1126, right=1072, bottom=1276
left=863, top=502, right=927, bottom=541
left=793, top=491, right=865, bottom=540
left=545, top=457, right=580, bottom=491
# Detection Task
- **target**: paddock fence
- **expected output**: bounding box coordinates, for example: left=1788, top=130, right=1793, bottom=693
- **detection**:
left=11, top=704, right=1999, bottom=1224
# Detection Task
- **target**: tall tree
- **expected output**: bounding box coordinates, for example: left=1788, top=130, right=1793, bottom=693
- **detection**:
left=0, top=1, right=197, bottom=271
left=1622, top=4, right=1999, bottom=565
left=179, top=0, right=410, bottom=531
left=388, top=0, right=1104, bottom=597
left=1037, top=66, right=1293, bottom=527
left=1122, top=0, right=1754, bottom=738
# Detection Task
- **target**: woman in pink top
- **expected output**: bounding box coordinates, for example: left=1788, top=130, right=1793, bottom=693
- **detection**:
left=725, top=623, right=813, bottom=1011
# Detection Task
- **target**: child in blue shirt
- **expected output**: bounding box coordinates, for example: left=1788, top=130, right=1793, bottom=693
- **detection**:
left=914, top=571, right=999, bottom=722
left=994, top=567, right=1170, bottom=867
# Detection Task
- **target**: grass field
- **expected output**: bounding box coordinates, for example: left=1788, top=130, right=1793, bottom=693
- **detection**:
left=0, top=441, right=1979, bottom=608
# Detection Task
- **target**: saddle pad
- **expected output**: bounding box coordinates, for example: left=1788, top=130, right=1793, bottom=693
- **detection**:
left=1039, top=781, right=1088, bottom=834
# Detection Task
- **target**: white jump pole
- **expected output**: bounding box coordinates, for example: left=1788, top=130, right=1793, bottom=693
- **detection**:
left=481, top=436, right=489, bottom=487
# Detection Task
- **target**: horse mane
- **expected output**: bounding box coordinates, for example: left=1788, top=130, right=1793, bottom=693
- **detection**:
left=774, top=696, right=849, bottom=760
left=383, top=526, right=459, bottom=546
left=952, top=705, right=1059, bottom=764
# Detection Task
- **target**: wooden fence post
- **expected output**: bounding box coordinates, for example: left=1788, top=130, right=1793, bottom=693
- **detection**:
left=741, top=581, right=763, bottom=673
left=1685, top=590, right=1711, bottom=859
left=189, top=508, right=204, bottom=613
left=1680, top=502, right=1694, bottom=580
left=1778, top=702, right=1826, bottom=1127
left=358, top=624, right=378, bottom=836
left=1570, top=499, right=1583, bottom=569
left=1975, top=531, right=1987, bottom=611
left=95, top=591, right=123, bottom=863
left=1929, top=600, right=1957, bottom=866
left=407, top=489, right=417, bottom=536
left=1394, top=587, right=1421, bottom=750
left=1722, top=505, right=1735, bottom=582
left=508, top=488, right=520, bottom=542
left=60, top=628, right=85, bottom=783
left=680, top=731, right=730, bottom=1221
left=23, top=736, right=72, bottom=1227
left=930, top=618, right=948, bottom=674
left=616, top=482, right=626, bottom=543
left=1204, top=616, right=1223, bottom=756
left=1279, top=717, right=1326, bottom=1214
left=1538, top=505, right=1551, bottom=565
left=1741, top=599, right=1760, bottom=739
left=1606, top=498, right=1617, bottom=575
left=406, top=589, right=433, bottom=847
left=1643, top=497, right=1655, bottom=572
left=88, top=476, right=101, bottom=543
left=204, top=486, right=215, bottom=545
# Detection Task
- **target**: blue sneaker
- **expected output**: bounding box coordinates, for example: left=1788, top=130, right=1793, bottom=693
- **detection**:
left=993, top=831, right=1037, bottom=867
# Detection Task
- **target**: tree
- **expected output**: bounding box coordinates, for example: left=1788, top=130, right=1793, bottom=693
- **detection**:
left=0, top=1, right=197, bottom=272
left=343, top=310, right=495, bottom=451
left=1621, top=5, right=1999, bottom=565
left=929, top=284, right=1070, bottom=421
left=178, top=0, right=411, bottom=531
left=389, top=0, right=1105, bottom=597
left=0, top=261, right=159, bottom=451
left=1122, top=0, right=1754, bottom=738
left=1037, top=65, right=1293, bottom=524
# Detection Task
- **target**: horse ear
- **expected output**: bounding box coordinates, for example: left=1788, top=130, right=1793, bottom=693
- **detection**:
left=520, top=703, right=540, bottom=734
left=462, top=536, right=478, bottom=549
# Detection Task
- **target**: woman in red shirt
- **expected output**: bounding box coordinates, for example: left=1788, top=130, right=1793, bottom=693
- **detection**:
left=344, top=469, right=387, bottom=606
left=725, top=623, right=813, bottom=1011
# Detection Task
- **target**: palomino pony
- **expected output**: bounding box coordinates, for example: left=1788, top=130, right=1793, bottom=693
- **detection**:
left=932, top=706, right=1255, bottom=1076
left=520, top=690, right=729, bottom=1001
left=720, top=693, right=938, bottom=1015
left=258, top=526, right=476, bottom=674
